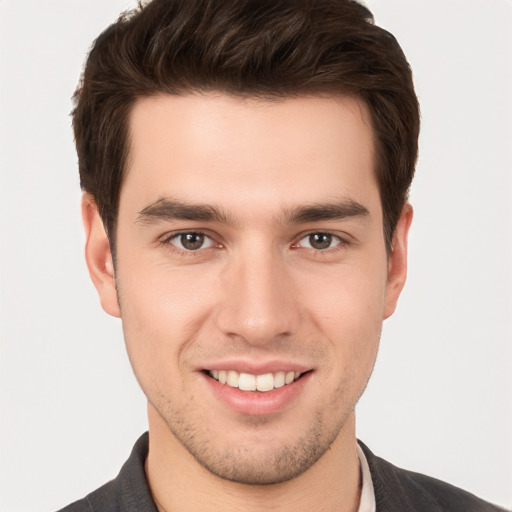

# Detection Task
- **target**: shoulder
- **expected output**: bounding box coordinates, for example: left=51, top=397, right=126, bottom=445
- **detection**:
left=358, top=441, right=507, bottom=512
left=55, top=433, right=157, bottom=512
left=56, top=480, right=117, bottom=512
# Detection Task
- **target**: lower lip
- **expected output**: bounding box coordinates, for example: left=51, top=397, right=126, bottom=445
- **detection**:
left=202, top=372, right=312, bottom=416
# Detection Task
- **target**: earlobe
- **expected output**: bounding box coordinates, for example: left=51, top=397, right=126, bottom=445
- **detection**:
left=82, top=193, right=121, bottom=318
left=383, top=203, right=413, bottom=319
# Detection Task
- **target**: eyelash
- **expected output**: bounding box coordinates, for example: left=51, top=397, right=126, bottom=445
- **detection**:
left=159, top=230, right=350, bottom=256
left=291, top=232, right=348, bottom=253
left=160, top=231, right=221, bottom=256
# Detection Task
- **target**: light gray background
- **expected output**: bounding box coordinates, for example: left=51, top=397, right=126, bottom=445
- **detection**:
left=1, top=1, right=510, bottom=510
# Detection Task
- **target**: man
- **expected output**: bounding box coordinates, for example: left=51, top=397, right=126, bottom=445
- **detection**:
left=56, top=0, right=505, bottom=511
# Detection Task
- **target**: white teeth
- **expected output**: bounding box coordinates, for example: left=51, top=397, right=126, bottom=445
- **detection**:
left=274, top=371, right=285, bottom=388
left=239, top=373, right=256, bottom=391
left=227, top=370, right=239, bottom=387
left=208, top=369, right=303, bottom=392
left=256, top=373, right=274, bottom=392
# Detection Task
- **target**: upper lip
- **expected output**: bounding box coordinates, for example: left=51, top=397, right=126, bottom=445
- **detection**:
left=200, top=360, right=312, bottom=375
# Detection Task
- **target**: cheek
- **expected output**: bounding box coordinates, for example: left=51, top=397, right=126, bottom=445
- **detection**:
left=297, top=262, right=386, bottom=364
left=115, top=258, right=219, bottom=382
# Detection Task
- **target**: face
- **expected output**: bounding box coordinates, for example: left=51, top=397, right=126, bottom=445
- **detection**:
left=84, top=93, right=411, bottom=485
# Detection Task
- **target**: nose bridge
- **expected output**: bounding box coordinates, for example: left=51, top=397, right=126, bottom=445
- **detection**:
left=216, top=240, right=298, bottom=344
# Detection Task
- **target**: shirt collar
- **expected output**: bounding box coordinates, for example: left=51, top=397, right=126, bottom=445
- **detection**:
left=357, top=442, right=377, bottom=512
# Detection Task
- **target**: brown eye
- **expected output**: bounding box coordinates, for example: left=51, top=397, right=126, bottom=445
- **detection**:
left=169, top=232, right=213, bottom=251
left=297, top=232, right=340, bottom=250
left=309, top=233, right=332, bottom=250
left=181, top=233, right=204, bottom=250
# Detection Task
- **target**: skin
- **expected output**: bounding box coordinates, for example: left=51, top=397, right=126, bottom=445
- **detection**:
left=83, top=93, right=412, bottom=512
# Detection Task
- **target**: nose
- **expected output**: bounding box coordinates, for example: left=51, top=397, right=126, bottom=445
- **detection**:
left=215, top=247, right=299, bottom=345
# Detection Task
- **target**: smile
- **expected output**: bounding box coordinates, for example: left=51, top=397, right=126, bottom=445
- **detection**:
left=208, top=370, right=303, bottom=392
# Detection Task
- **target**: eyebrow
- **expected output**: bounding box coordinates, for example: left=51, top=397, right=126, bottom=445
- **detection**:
left=136, top=197, right=369, bottom=226
left=136, top=198, right=232, bottom=225
left=284, top=200, right=369, bottom=224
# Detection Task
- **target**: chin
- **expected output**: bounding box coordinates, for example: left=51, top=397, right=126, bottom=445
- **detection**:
left=162, top=405, right=347, bottom=486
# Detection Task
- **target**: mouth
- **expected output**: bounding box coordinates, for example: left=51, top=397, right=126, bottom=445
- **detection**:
left=202, top=365, right=313, bottom=415
left=205, top=369, right=306, bottom=392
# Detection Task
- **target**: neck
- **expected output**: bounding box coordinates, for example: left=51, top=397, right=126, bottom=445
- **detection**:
left=145, top=405, right=361, bottom=512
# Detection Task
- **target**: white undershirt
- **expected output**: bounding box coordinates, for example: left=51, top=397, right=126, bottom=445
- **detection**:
left=356, top=444, right=376, bottom=512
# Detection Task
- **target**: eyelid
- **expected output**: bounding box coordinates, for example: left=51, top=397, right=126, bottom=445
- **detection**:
left=158, top=228, right=352, bottom=254
left=292, top=230, right=351, bottom=251
left=160, top=229, right=222, bottom=253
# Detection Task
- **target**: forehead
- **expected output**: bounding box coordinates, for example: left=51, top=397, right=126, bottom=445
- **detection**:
left=122, top=93, right=379, bottom=218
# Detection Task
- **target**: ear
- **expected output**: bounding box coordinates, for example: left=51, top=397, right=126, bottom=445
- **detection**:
left=383, top=203, right=413, bottom=319
left=82, top=193, right=121, bottom=318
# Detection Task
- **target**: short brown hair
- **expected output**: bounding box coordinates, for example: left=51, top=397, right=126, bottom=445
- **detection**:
left=73, top=0, right=419, bottom=254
